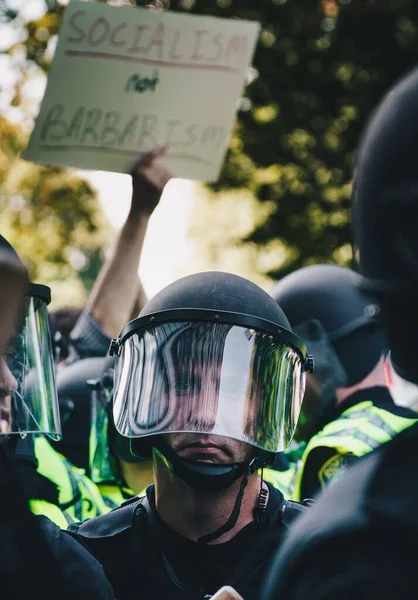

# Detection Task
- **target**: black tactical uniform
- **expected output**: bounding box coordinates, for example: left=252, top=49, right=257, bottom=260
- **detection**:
left=66, top=270, right=313, bottom=600
left=0, top=235, right=114, bottom=600
left=70, top=483, right=305, bottom=600
left=262, top=423, right=418, bottom=600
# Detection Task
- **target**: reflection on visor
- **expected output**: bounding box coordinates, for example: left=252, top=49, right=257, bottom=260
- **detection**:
left=89, top=378, right=117, bottom=484
left=1, top=296, right=61, bottom=439
left=114, top=322, right=305, bottom=453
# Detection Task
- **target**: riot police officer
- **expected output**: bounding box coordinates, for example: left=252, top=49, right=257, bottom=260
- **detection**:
left=10, top=285, right=110, bottom=527
left=0, top=235, right=113, bottom=599
left=67, top=270, right=313, bottom=600
left=270, top=264, right=417, bottom=500
left=262, top=65, right=418, bottom=600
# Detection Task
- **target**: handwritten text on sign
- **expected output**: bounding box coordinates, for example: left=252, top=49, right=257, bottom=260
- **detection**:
left=23, top=1, right=260, bottom=181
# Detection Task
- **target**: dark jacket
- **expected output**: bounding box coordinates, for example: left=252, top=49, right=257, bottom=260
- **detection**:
left=0, top=444, right=114, bottom=600
left=70, top=483, right=306, bottom=600
left=262, top=422, right=418, bottom=600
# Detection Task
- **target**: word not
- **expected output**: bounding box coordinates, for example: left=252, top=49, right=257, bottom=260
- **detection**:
left=66, top=9, right=250, bottom=69
left=125, top=70, right=159, bottom=93
left=40, top=104, right=226, bottom=154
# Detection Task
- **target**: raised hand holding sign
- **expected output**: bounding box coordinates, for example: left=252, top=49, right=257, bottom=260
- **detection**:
left=23, top=0, right=260, bottom=182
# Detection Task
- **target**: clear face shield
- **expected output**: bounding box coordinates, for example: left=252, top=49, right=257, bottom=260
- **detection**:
left=1, top=285, right=61, bottom=440
left=88, top=375, right=118, bottom=484
left=113, top=315, right=308, bottom=454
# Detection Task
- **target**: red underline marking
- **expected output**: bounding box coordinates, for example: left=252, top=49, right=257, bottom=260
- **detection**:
left=64, top=49, right=241, bottom=73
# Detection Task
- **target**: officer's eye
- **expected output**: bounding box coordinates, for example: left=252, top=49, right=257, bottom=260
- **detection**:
left=174, top=379, right=190, bottom=393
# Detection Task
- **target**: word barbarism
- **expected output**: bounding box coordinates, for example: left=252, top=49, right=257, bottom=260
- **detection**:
left=39, top=104, right=226, bottom=161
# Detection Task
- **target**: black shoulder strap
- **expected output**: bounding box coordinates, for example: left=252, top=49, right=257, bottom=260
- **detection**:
left=70, top=495, right=147, bottom=539
left=66, top=496, right=152, bottom=599
left=120, top=493, right=147, bottom=508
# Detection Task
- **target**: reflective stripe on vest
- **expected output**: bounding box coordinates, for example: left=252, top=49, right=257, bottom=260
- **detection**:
left=339, top=407, right=398, bottom=438
left=320, top=426, right=380, bottom=450
left=294, top=400, right=418, bottom=501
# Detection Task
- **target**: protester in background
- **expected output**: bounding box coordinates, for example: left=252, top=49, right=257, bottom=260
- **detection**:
left=67, top=145, right=171, bottom=362
left=262, top=65, right=418, bottom=600
left=270, top=264, right=417, bottom=501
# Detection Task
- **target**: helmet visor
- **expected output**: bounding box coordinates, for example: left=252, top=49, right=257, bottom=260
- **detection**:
left=4, top=295, right=61, bottom=440
left=89, top=379, right=117, bottom=483
left=113, top=321, right=306, bottom=452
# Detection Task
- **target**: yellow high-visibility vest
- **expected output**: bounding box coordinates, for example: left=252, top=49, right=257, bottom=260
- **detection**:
left=294, top=400, right=418, bottom=501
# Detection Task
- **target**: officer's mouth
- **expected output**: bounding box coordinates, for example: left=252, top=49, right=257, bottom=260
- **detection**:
left=177, top=441, right=231, bottom=462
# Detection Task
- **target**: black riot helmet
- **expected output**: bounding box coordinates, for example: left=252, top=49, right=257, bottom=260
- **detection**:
left=270, top=265, right=386, bottom=415
left=353, top=66, right=418, bottom=384
left=52, top=357, right=108, bottom=470
left=110, top=271, right=312, bottom=494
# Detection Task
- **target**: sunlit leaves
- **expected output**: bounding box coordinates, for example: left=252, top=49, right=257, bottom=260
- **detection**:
left=2, top=0, right=418, bottom=290
left=0, top=113, right=109, bottom=305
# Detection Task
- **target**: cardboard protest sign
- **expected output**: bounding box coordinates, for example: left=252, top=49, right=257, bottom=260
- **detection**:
left=23, top=0, right=260, bottom=181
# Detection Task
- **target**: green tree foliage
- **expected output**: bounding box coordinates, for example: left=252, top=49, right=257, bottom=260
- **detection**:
left=0, top=2, right=110, bottom=307
left=2, top=0, right=418, bottom=286
left=170, top=0, right=418, bottom=279
left=0, top=114, right=110, bottom=305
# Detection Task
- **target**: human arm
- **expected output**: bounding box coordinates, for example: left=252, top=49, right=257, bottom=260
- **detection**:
left=86, top=145, right=171, bottom=337
left=69, top=147, right=172, bottom=359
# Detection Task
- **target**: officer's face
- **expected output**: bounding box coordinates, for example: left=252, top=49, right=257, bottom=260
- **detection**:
left=0, top=264, right=27, bottom=356
left=164, top=432, right=255, bottom=464
left=0, top=265, right=27, bottom=437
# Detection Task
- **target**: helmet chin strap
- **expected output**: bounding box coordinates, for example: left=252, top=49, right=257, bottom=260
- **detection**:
left=154, top=438, right=272, bottom=544
left=197, top=470, right=250, bottom=545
